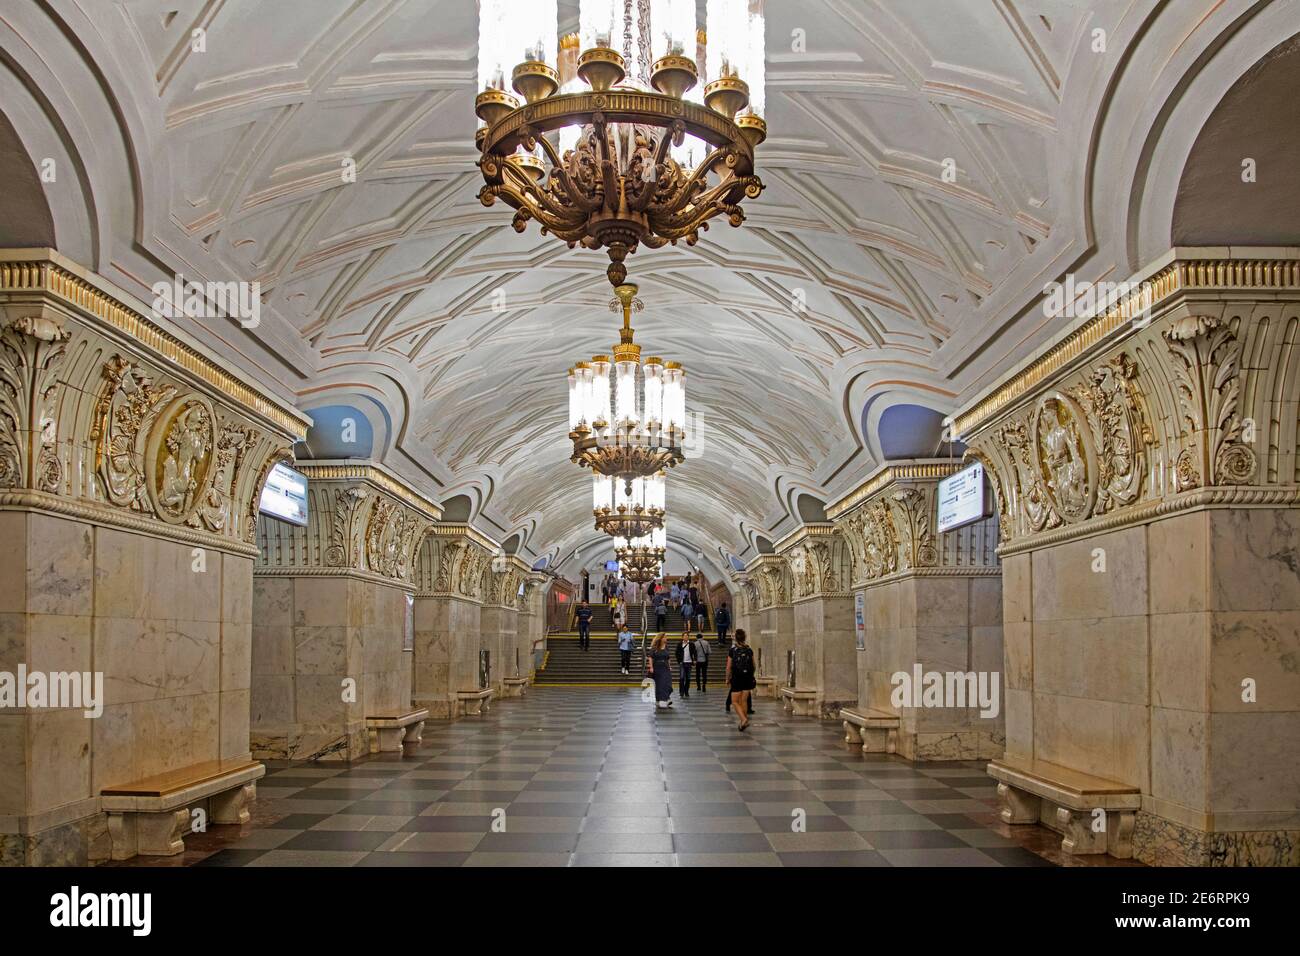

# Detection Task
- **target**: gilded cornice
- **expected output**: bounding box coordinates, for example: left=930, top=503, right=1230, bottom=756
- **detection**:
left=825, top=460, right=962, bottom=520
left=0, top=250, right=310, bottom=438
left=429, top=521, right=500, bottom=553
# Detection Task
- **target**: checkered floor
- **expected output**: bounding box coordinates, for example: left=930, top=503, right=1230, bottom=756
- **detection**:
left=120, top=687, right=1139, bottom=867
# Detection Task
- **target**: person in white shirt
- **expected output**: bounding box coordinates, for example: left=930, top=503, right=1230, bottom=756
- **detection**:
left=674, top=630, right=694, bottom=699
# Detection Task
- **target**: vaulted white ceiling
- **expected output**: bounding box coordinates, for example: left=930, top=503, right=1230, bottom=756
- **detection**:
left=2, top=0, right=1292, bottom=572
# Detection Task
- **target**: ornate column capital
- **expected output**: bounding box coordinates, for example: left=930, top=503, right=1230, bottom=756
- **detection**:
left=0, top=253, right=309, bottom=555
left=774, top=523, right=850, bottom=601
left=828, top=459, right=999, bottom=587
left=950, top=249, right=1300, bottom=556
left=256, top=460, right=440, bottom=585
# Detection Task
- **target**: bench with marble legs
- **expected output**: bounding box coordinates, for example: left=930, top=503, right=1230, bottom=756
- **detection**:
left=754, top=676, right=778, bottom=698
left=778, top=686, right=819, bottom=717
left=365, top=707, right=429, bottom=757
left=501, top=676, right=529, bottom=698
left=101, top=759, right=265, bottom=860
left=839, top=707, right=900, bottom=754
left=456, top=688, right=494, bottom=716
left=987, top=758, right=1141, bottom=859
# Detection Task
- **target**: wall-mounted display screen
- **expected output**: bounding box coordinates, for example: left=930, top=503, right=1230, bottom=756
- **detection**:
left=605, top=560, right=620, bottom=572
left=936, top=461, right=989, bottom=534
left=258, top=462, right=308, bottom=526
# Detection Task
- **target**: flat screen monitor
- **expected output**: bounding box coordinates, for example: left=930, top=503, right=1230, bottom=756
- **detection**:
left=258, top=462, right=308, bottom=526
left=936, top=461, right=989, bottom=534
left=604, top=560, right=620, bottom=572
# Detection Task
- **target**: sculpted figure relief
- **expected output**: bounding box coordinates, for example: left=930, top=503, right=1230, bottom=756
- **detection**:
left=1032, top=396, right=1094, bottom=522
left=157, top=403, right=213, bottom=519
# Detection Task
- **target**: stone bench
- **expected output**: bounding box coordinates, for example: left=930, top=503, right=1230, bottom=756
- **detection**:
left=102, top=759, right=265, bottom=860
left=366, top=707, right=428, bottom=757
left=456, top=688, right=494, bottom=716
left=778, top=686, right=819, bottom=717
left=988, top=758, right=1141, bottom=859
left=840, top=707, right=900, bottom=755
left=754, top=676, right=778, bottom=698
left=502, top=676, right=529, bottom=698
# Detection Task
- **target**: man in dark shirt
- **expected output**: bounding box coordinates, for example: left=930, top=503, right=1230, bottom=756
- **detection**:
left=576, top=600, right=593, bottom=651
left=715, top=602, right=731, bottom=646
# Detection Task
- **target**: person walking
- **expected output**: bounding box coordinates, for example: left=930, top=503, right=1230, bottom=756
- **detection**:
left=715, top=602, right=731, bottom=646
left=576, top=600, right=593, bottom=651
left=680, top=595, right=694, bottom=636
left=653, top=587, right=667, bottom=633
left=617, top=623, right=634, bottom=675
left=669, top=581, right=680, bottom=611
left=649, top=633, right=673, bottom=709
left=695, top=601, right=706, bottom=635
left=675, top=630, right=694, bottom=699
left=693, top=633, right=710, bottom=693
left=726, top=628, right=757, bottom=731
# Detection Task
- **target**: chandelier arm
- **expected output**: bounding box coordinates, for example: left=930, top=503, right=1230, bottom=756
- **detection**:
left=491, top=172, right=589, bottom=232
left=535, top=135, right=605, bottom=215
left=646, top=148, right=732, bottom=217
left=649, top=174, right=761, bottom=232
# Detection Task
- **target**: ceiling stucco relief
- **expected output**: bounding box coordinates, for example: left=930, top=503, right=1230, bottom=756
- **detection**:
left=2, top=0, right=1287, bottom=571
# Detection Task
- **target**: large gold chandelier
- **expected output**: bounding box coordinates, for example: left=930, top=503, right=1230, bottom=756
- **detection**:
left=474, top=0, right=767, bottom=288
left=594, top=470, right=665, bottom=539
left=568, top=283, right=685, bottom=487
left=616, top=526, right=667, bottom=582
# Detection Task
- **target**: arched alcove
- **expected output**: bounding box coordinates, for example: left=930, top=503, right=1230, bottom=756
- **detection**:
left=1172, top=33, right=1300, bottom=246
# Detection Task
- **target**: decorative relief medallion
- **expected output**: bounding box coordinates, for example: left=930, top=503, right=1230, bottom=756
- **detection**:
left=148, top=398, right=215, bottom=525
left=1030, top=392, right=1096, bottom=524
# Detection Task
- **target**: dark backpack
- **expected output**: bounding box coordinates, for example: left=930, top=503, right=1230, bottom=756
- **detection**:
left=731, top=645, right=754, bottom=680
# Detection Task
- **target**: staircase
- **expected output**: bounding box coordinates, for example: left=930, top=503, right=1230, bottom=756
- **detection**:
left=535, top=634, right=730, bottom=686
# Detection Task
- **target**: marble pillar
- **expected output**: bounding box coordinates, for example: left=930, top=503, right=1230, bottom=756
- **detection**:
left=410, top=524, right=505, bottom=718
left=251, top=461, right=438, bottom=760
left=0, top=251, right=306, bottom=865
left=744, top=555, right=793, bottom=695
left=773, top=525, right=857, bottom=717
left=958, top=247, right=1300, bottom=865
left=829, top=461, right=1004, bottom=759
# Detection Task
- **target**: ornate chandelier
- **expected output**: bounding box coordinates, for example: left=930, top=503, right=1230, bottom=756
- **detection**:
left=474, top=0, right=767, bottom=288
left=616, top=526, right=667, bottom=583
left=568, top=283, right=686, bottom=487
left=594, top=470, right=665, bottom=538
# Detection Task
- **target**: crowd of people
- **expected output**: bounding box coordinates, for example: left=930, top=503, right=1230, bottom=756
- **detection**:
left=572, top=567, right=753, bottom=731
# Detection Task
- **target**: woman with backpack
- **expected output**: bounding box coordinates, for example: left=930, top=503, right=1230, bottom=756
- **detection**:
left=725, top=628, right=757, bottom=731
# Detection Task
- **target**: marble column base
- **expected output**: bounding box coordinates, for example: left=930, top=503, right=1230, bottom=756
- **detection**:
left=251, top=725, right=369, bottom=762
left=1133, top=812, right=1300, bottom=867
left=895, top=730, right=1004, bottom=762
left=0, top=813, right=111, bottom=867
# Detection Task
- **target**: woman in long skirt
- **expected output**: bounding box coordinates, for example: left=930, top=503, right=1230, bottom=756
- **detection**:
left=649, top=633, right=673, bottom=709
